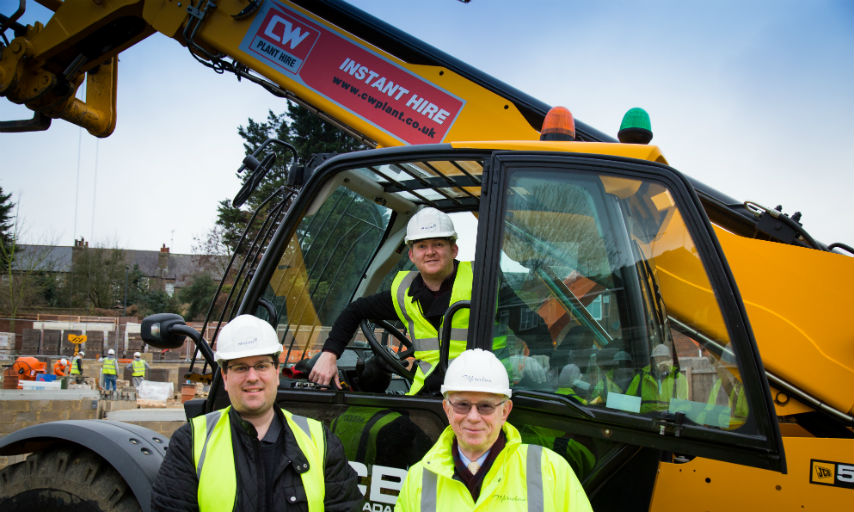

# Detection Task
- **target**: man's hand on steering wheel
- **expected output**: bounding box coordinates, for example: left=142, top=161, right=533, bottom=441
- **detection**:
left=360, top=319, right=416, bottom=381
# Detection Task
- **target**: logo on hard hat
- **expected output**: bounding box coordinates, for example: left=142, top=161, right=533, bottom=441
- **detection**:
left=419, top=222, right=437, bottom=231
left=461, top=374, right=491, bottom=384
left=236, top=337, right=258, bottom=346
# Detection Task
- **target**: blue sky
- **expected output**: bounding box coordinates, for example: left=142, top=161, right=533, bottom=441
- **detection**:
left=1, top=0, right=852, bottom=253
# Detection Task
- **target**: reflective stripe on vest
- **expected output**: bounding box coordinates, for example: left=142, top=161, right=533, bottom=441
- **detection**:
left=102, top=358, right=117, bottom=375
left=420, top=443, right=544, bottom=511
left=391, top=261, right=473, bottom=395
left=70, top=357, right=80, bottom=375
left=132, top=359, right=146, bottom=377
left=192, top=407, right=326, bottom=511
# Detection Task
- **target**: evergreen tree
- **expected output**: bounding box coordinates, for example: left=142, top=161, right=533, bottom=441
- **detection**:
left=0, top=187, right=14, bottom=255
left=214, top=102, right=364, bottom=253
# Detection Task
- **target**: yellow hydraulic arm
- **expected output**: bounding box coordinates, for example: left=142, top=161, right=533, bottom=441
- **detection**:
left=0, top=0, right=583, bottom=143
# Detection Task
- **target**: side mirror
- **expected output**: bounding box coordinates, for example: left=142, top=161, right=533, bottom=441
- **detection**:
left=142, top=313, right=217, bottom=368
left=141, top=313, right=195, bottom=349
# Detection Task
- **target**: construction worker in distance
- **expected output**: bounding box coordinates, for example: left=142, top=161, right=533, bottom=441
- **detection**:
left=625, top=343, right=688, bottom=413
left=310, top=206, right=549, bottom=395
left=53, top=358, right=70, bottom=377
left=127, top=352, right=150, bottom=388
left=102, top=348, right=118, bottom=392
left=395, top=348, right=593, bottom=511
left=150, top=314, right=361, bottom=511
left=70, top=351, right=84, bottom=384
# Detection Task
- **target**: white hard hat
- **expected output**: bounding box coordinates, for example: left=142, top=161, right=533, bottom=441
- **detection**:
left=651, top=344, right=670, bottom=358
left=107, top=349, right=115, bottom=356
left=134, top=352, right=141, bottom=358
left=79, top=351, right=85, bottom=357
left=404, top=207, right=457, bottom=244
left=60, top=358, right=68, bottom=365
left=441, top=349, right=511, bottom=398
left=214, top=315, right=281, bottom=363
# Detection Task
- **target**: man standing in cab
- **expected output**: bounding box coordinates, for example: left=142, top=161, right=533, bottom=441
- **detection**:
left=151, top=314, right=361, bottom=511
left=395, top=349, right=592, bottom=511
left=310, top=207, right=471, bottom=395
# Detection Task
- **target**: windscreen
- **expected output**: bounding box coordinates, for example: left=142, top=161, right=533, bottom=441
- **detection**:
left=494, top=168, right=749, bottom=431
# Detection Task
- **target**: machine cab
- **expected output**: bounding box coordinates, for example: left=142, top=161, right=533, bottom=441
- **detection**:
left=211, top=142, right=784, bottom=509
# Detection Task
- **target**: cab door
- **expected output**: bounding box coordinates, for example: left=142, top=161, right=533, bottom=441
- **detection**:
left=467, top=151, right=785, bottom=487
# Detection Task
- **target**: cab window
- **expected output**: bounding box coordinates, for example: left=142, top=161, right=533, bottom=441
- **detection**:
left=493, top=168, right=749, bottom=431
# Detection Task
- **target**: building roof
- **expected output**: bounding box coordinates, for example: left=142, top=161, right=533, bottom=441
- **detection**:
left=12, top=245, right=72, bottom=272
left=15, top=244, right=226, bottom=287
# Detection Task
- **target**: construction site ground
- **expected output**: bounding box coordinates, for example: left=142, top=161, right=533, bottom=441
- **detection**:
left=0, top=361, right=199, bottom=471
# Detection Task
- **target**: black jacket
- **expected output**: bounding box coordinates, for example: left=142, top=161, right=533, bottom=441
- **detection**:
left=151, top=407, right=361, bottom=512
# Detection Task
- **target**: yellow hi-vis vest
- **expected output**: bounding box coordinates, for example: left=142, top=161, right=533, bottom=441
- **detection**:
left=395, top=422, right=593, bottom=512
left=102, top=357, right=117, bottom=376
left=391, top=261, right=473, bottom=395
left=331, top=406, right=400, bottom=464
left=191, top=407, right=326, bottom=511
left=701, top=377, right=748, bottom=427
left=625, top=365, right=688, bottom=413
left=70, top=356, right=81, bottom=375
left=131, top=359, right=146, bottom=377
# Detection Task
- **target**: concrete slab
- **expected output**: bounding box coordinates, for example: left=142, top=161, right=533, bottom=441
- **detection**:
left=106, top=408, right=187, bottom=421
left=0, top=389, right=100, bottom=400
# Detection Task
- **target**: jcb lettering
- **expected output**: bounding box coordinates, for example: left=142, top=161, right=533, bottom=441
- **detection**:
left=264, top=15, right=311, bottom=49
left=810, top=459, right=854, bottom=489
left=347, top=462, right=406, bottom=505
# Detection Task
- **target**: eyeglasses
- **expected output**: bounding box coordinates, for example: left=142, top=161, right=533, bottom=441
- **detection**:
left=446, top=398, right=506, bottom=416
left=227, top=361, right=277, bottom=374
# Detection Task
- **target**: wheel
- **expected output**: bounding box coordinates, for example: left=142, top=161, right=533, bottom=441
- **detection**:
left=0, top=446, right=141, bottom=512
left=360, top=319, right=416, bottom=381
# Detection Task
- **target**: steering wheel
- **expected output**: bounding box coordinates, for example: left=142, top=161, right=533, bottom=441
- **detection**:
left=360, top=319, right=416, bottom=381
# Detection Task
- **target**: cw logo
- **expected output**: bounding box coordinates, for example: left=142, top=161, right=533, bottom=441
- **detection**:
left=264, top=15, right=311, bottom=50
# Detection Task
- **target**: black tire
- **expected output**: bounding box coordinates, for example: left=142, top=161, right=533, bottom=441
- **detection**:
left=0, top=446, right=141, bottom=512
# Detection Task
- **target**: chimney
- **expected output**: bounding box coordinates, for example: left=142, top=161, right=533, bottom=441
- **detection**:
left=160, top=244, right=170, bottom=253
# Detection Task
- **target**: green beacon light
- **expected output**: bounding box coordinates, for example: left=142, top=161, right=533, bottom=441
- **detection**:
left=618, top=107, right=653, bottom=144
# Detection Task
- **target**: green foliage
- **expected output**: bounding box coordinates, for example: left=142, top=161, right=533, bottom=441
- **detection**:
left=178, top=273, right=218, bottom=321
left=68, top=246, right=128, bottom=309
left=137, top=289, right=180, bottom=318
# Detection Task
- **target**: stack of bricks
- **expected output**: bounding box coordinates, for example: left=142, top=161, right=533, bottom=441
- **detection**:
left=20, top=330, right=42, bottom=354
left=0, top=389, right=101, bottom=470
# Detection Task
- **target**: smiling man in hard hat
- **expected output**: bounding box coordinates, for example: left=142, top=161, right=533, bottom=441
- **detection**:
left=310, top=207, right=549, bottom=395
left=395, top=349, right=592, bottom=511
left=151, top=314, right=361, bottom=511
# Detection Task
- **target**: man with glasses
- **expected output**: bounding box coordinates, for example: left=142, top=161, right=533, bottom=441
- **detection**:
left=151, top=315, right=361, bottom=511
left=396, top=348, right=592, bottom=511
